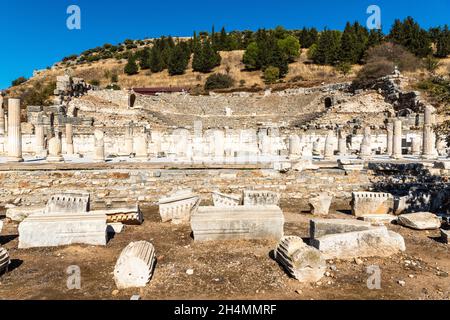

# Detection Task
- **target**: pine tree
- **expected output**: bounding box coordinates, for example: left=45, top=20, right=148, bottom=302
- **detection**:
left=149, top=46, right=164, bottom=73
left=167, top=44, right=189, bottom=75
left=124, top=56, right=139, bottom=75
left=243, top=42, right=260, bottom=70
left=192, top=40, right=221, bottom=73
left=313, top=30, right=342, bottom=65
left=340, top=22, right=358, bottom=64
left=219, top=27, right=228, bottom=51
left=139, top=48, right=151, bottom=70
left=436, top=25, right=450, bottom=58
left=367, top=29, right=384, bottom=49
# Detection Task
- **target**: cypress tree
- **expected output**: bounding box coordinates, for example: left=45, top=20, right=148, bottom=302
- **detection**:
left=168, top=44, right=189, bottom=75
left=340, top=22, right=358, bottom=63
left=149, top=46, right=164, bottom=73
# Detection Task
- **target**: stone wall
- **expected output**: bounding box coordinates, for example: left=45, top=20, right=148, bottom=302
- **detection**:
left=0, top=166, right=372, bottom=211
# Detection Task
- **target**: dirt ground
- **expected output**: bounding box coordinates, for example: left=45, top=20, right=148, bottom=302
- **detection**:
left=0, top=207, right=448, bottom=300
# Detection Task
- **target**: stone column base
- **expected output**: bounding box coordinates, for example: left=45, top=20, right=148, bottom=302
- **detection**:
left=6, top=156, right=24, bottom=163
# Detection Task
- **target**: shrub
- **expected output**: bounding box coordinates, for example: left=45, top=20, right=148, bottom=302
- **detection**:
left=264, top=66, right=280, bottom=84
left=423, top=56, right=442, bottom=74
left=111, top=73, right=119, bottom=83
left=89, top=79, right=100, bottom=86
left=354, top=58, right=395, bottom=86
left=20, top=81, right=55, bottom=106
left=336, top=62, right=352, bottom=76
left=106, top=84, right=121, bottom=90
left=11, top=76, right=28, bottom=87
left=363, top=42, right=420, bottom=72
left=204, top=73, right=234, bottom=90
left=124, top=56, right=139, bottom=75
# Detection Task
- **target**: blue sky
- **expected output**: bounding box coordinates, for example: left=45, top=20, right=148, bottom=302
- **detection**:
left=1, top=0, right=449, bottom=89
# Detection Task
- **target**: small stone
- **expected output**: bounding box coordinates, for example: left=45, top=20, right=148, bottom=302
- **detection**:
left=112, top=290, right=119, bottom=296
left=398, top=280, right=406, bottom=287
left=408, top=275, right=414, bottom=278
left=186, top=269, right=194, bottom=275
left=130, top=295, right=141, bottom=300
left=295, top=289, right=303, bottom=295
left=354, top=258, right=363, bottom=265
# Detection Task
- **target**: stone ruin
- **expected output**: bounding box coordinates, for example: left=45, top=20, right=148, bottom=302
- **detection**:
left=114, top=241, right=156, bottom=289
left=158, top=189, right=200, bottom=225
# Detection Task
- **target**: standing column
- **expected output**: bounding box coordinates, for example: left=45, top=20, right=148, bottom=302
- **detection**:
left=93, top=129, right=105, bottom=162
left=392, top=119, right=403, bottom=159
left=324, top=130, right=336, bottom=160
left=337, top=129, right=347, bottom=156
left=125, top=123, right=134, bottom=156
left=386, top=122, right=393, bottom=156
left=35, top=122, right=45, bottom=156
left=359, top=127, right=372, bottom=159
left=289, top=134, right=301, bottom=159
left=66, top=123, right=74, bottom=155
left=7, top=98, right=23, bottom=162
left=0, top=96, right=5, bottom=135
left=47, top=131, right=64, bottom=162
left=422, top=106, right=436, bottom=159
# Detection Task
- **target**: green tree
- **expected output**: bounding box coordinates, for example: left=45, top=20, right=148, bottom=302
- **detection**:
left=11, top=76, right=28, bottom=87
left=124, top=56, right=139, bottom=75
left=149, top=46, right=164, bottom=73
left=389, top=17, right=432, bottom=57
left=436, top=25, right=450, bottom=58
left=339, top=22, right=358, bottom=63
left=336, top=62, right=352, bottom=76
left=192, top=40, right=221, bottom=73
left=243, top=42, right=260, bottom=70
left=264, top=66, right=280, bottom=83
left=313, top=30, right=342, bottom=65
left=278, top=35, right=301, bottom=62
left=167, top=44, right=189, bottom=75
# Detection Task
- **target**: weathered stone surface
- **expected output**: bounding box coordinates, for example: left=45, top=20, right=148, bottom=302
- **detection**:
left=274, top=236, right=326, bottom=283
left=6, top=206, right=44, bottom=222
left=212, top=191, right=242, bottom=207
left=159, top=189, right=200, bottom=224
left=351, top=192, right=393, bottom=217
left=18, top=213, right=108, bottom=249
left=243, top=190, right=280, bottom=206
left=191, top=205, right=284, bottom=241
left=441, top=229, right=449, bottom=244
left=308, top=193, right=333, bottom=215
left=107, top=222, right=125, bottom=234
left=338, top=159, right=364, bottom=171
left=360, top=214, right=398, bottom=225
left=93, top=205, right=143, bottom=225
left=45, top=192, right=90, bottom=214
left=114, top=241, right=156, bottom=289
left=0, top=247, right=10, bottom=274
left=398, top=212, right=441, bottom=230
left=310, top=219, right=372, bottom=239
left=310, top=225, right=405, bottom=259
left=0, top=220, right=3, bottom=234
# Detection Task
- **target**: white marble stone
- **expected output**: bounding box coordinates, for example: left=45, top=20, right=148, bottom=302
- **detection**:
left=191, top=205, right=284, bottom=241
left=18, top=213, right=108, bottom=249
left=114, top=241, right=156, bottom=289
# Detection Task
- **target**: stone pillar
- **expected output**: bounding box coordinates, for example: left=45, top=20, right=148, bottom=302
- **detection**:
left=47, top=132, right=64, bottom=162
left=422, top=106, right=436, bottom=159
left=93, top=129, right=105, bottom=162
left=35, top=123, right=46, bottom=156
left=134, top=134, right=148, bottom=161
left=125, top=123, right=134, bottom=156
left=392, top=120, right=403, bottom=159
left=324, top=131, right=335, bottom=160
left=359, top=127, right=372, bottom=159
left=213, top=130, right=225, bottom=159
left=6, top=98, right=23, bottom=162
left=0, top=96, right=5, bottom=135
left=411, top=136, right=421, bottom=156
left=65, top=123, right=74, bottom=155
left=289, top=135, right=301, bottom=159
left=386, top=122, right=393, bottom=156
left=337, top=130, right=347, bottom=156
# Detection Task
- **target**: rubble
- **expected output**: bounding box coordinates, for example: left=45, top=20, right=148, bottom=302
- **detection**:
left=274, top=236, right=326, bottom=283
left=18, top=213, right=108, bottom=249
left=351, top=192, right=394, bottom=217
left=310, top=218, right=405, bottom=259
left=398, top=212, right=442, bottom=230
left=191, top=205, right=284, bottom=241
left=308, top=193, right=333, bottom=215
left=159, top=189, right=200, bottom=224
left=114, top=241, right=156, bottom=289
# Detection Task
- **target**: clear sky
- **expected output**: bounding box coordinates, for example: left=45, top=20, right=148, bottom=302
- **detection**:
left=1, top=0, right=449, bottom=89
